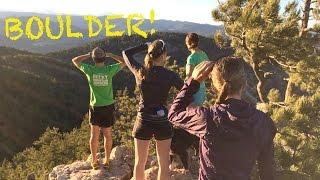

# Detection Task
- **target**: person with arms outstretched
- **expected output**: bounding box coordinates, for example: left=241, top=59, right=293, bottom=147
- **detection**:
left=72, top=47, right=125, bottom=170
left=169, top=58, right=276, bottom=180
left=122, top=40, right=183, bottom=180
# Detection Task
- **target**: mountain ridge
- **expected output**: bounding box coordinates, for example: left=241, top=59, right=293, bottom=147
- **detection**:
left=0, top=11, right=223, bottom=53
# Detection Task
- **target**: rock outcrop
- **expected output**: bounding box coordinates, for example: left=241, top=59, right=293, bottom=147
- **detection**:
left=49, top=145, right=199, bottom=180
left=142, top=166, right=198, bottom=180
left=49, top=145, right=316, bottom=180
left=49, top=146, right=134, bottom=180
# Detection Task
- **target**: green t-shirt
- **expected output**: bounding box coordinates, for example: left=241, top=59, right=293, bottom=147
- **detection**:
left=80, top=63, right=121, bottom=107
left=186, top=51, right=209, bottom=105
left=186, top=51, right=209, bottom=67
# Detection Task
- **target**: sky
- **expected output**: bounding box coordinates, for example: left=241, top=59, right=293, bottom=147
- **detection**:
left=0, top=0, right=317, bottom=25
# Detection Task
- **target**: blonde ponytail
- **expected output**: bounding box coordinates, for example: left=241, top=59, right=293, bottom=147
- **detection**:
left=216, top=81, right=230, bottom=104
left=139, top=53, right=154, bottom=80
left=139, top=40, right=166, bottom=80
left=211, top=57, right=246, bottom=104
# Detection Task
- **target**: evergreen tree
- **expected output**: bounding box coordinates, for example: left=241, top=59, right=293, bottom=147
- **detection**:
left=212, top=0, right=315, bottom=102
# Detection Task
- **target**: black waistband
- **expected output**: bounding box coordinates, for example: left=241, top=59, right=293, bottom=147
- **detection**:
left=90, top=104, right=114, bottom=111
left=137, top=112, right=168, bottom=122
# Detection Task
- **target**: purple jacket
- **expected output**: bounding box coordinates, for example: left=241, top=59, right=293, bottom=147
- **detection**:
left=168, top=79, right=276, bottom=180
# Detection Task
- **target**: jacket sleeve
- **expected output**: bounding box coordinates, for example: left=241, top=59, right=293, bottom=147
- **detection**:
left=257, top=119, right=277, bottom=180
left=122, top=43, right=148, bottom=76
left=168, top=78, right=210, bottom=138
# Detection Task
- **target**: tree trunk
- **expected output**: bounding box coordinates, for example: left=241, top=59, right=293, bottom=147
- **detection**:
left=285, top=75, right=294, bottom=103
left=252, top=60, right=267, bottom=103
left=300, top=0, right=312, bottom=36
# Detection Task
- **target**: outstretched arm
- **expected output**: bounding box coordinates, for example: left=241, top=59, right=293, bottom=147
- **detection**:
left=122, top=43, right=148, bottom=75
left=72, top=53, right=91, bottom=69
left=106, top=53, right=126, bottom=68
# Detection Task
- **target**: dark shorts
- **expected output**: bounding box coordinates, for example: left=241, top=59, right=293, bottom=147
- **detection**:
left=89, top=104, right=115, bottom=128
left=132, top=118, right=173, bottom=141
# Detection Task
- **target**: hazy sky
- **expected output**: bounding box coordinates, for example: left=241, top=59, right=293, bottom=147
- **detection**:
left=0, top=0, right=316, bottom=25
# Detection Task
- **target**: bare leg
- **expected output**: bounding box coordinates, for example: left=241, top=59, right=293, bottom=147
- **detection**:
left=101, top=127, right=113, bottom=163
left=90, top=125, right=100, bottom=163
left=156, top=138, right=172, bottom=180
left=133, top=138, right=150, bottom=180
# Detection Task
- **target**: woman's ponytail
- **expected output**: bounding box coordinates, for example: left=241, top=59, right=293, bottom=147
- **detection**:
left=216, top=81, right=230, bottom=104
left=139, top=52, right=154, bottom=80
left=211, top=57, right=246, bottom=104
left=145, top=52, right=154, bottom=70
left=139, top=40, right=166, bottom=80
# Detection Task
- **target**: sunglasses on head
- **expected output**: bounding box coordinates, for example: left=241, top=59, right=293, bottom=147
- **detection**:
left=158, top=39, right=166, bottom=51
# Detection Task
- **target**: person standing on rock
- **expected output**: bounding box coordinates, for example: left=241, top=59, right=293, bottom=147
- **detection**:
left=169, top=58, right=276, bottom=180
left=185, top=33, right=209, bottom=106
left=72, top=47, right=126, bottom=170
left=122, top=40, right=184, bottom=180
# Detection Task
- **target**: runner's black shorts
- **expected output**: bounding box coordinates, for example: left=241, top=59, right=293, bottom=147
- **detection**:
left=132, top=115, right=173, bottom=141
left=89, top=104, right=115, bottom=128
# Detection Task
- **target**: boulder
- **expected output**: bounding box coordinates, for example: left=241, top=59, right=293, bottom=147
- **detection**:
left=49, top=145, right=202, bottom=180
left=142, top=166, right=198, bottom=180
left=49, top=145, right=134, bottom=180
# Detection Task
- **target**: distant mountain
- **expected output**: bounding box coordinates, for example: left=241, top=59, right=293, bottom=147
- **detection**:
left=0, top=11, right=223, bottom=53
left=48, top=32, right=230, bottom=65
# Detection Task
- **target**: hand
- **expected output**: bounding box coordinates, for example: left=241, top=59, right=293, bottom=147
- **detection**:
left=146, top=42, right=152, bottom=48
left=191, top=61, right=214, bottom=83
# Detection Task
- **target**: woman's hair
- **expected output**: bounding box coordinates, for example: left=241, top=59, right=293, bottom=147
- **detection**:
left=211, top=57, right=246, bottom=104
left=185, top=33, right=199, bottom=49
left=139, top=39, right=167, bottom=80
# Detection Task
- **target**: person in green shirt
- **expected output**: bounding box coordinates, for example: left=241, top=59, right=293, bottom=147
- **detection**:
left=185, top=33, right=209, bottom=106
left=72, top=47, right=125, bottom=170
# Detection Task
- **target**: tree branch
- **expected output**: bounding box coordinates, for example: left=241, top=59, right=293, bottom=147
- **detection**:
left=269, top=102, right=287, bottom=107
left=268, top=56, right=297, bottom=71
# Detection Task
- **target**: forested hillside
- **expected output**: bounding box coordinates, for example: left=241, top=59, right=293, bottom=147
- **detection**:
left=0, top=47, right=88, bottom=160
left=48, top=32, right=231, bottom=65
left=48, top=32, right=233, bottom=93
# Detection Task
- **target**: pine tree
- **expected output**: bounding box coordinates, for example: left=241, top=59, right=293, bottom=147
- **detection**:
left=260, top=91, right=320, bottom=178
left=212, top=0, right=315, bottom=102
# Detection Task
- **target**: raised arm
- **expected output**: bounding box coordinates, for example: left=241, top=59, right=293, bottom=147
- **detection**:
left=122, top=43, right=148, bottom=75
left=168, top=78, right=210, bottom=137
left=169, top=61, right=214, bottom=137
left=72, top=53, right=91, bottom=69
left=106, top=53, right=126, bottom=68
